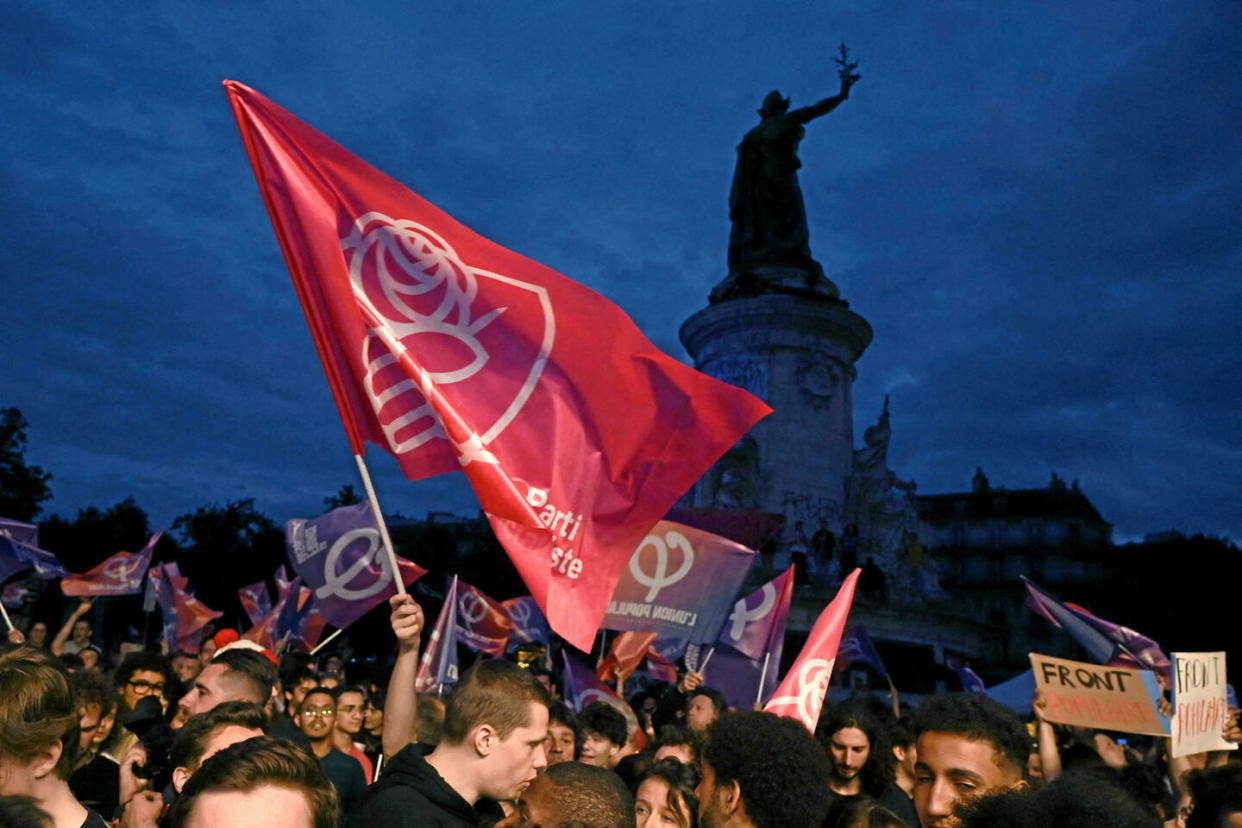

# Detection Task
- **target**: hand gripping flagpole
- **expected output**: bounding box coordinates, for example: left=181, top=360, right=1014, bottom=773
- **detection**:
left=353, top=454, right=407, bottom=598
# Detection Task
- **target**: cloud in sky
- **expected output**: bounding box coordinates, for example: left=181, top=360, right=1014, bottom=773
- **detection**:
left=2, top=0, right=1238, bottom=541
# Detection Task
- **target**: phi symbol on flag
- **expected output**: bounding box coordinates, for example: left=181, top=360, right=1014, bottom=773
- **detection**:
left=579, top=688, right=613, bottom=708
left=102, top=556, right=143, bottom=584
left=508, top=601, right=532, bottom=626
left=630, top=531, right=695, bottom=602
left=727, top=582, right=777, bottom=641
left=316, top=528, right=391, bottom=601
left=770, top=658, right=835, bottom=728
left=458, top=592, right=488, bottom=625
left=341, top=212, right=554, bottom=462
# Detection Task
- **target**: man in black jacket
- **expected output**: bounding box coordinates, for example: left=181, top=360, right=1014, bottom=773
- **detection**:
left=356, top=659, right=550, bottom=827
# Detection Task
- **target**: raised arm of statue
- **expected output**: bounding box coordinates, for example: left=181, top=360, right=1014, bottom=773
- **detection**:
left=790, top=43, right=861, bottom=125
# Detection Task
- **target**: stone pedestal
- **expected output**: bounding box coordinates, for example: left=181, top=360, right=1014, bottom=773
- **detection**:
left=679, top=294, right=872, bottom=530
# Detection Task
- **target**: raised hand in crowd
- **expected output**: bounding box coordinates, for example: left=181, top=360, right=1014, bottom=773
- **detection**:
left=50, top=598, right=93, bottom=655
left=676, top=670, right=703, bottom=694
left=117, top=743, right=150, bottom=813
left=118, top=791, right=163, bottom=828
left=6, top=627, right=24, bottom=644
left=1031, top=689, right=1062, bottom=782
left=380, top=593, right=425, bottom=759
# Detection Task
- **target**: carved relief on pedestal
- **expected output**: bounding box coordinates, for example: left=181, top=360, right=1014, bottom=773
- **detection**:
left=796, top=351, right=843, bottom=411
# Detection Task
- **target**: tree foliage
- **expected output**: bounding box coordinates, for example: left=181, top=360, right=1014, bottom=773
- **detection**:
left=323, top=484, right=363, bottom=511
left=0, top=407, right=53, bottom=521
left=39, top=497, right=155, bottom=573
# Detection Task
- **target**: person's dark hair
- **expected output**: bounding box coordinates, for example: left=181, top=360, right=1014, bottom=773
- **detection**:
left=278, top=650, right=315, bottom=688
left=539, top=760, right=635, bottom=828
left=211, top=648, right=278, bottom=705
left=333, top=684, right=368, bottom=702
left=825, top=796, right=909, bottom=828
left=441, top=659, right=550, bottom=743
left=633, top=757, right=699, bottom=828
left=298, top=686, right=335, bottom=713
left=58, top=652, right=84, bottom=671
left=71, top=669, right=118, bottom=718
left=955, top=771, right=1160, bottom=828
left=890, top=715, right=915, bottom=750
left=170, top=701, right=269, bottom=772
left=171, top=736, right=338, bottom=828
left=818, top=701, right=896, bottom=798
left=911, top=693, right=1029, bottom=776
left=0, top=646, right=80, bottom=780
left=688, top=686, right=727, bottom=718
left=0, top=795, right=52, bottom=828
left=580, top=701, right=628, bottom=748
left=653, top=725, right=701, bottom=766
left=1184, top=763, right=1242, bottom=828
left=702, top=711, right=833, bottom=828
left=114, top=651, right=175, bottom=691
left=548, top=700, right=583, bottom=756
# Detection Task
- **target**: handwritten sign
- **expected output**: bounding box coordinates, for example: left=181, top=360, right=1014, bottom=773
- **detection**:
left=1030, top=653, right=1168, bottom=736
left=1171, top=652, right=1236, bottom=758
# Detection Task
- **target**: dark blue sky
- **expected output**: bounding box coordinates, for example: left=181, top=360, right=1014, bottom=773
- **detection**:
left=3, top=1, right=1239, bottom=542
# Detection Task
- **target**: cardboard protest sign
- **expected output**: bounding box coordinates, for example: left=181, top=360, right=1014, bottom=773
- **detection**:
left=1171, top=652, right=1236, bottom=758
left=1030, top=653, right=1168, bottom=736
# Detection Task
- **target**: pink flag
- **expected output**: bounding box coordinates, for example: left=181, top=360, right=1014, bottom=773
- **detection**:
left=242, top=576, right=302, bottom=651
left=62, top=532, right=162, bottom=597
left=764, top=568, right=860, bottom=732
left=415, top=576, right=460, bottom=692
left=597, top=631, right=659, bottom=685
left=149, top=562, right=223, bottom=652
left=455, top=580, right=512, bottom=656
left=225, top=81, right=770, bottom=652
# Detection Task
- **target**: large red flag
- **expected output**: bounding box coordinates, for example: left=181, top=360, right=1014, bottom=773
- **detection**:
left=225, top=81, right=770, bottom=651
left=597, top=631, right=659, bottom=685
left=764, top=569, right=861, bottom=732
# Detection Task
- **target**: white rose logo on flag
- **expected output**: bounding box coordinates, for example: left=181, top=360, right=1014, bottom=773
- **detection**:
left=767, top=657, right=836, bottom=730
left=341, top=212, right=555, bottom=461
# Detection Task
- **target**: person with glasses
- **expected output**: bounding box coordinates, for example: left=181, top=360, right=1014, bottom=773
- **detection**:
left=113, top=654, right=173, bottom=715
left=297, top=687, right=366, bottom=823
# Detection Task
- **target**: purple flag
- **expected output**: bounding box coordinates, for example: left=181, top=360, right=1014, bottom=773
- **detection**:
left=946, top=655, right=986, bottom=693
left=603, top=520, right=756, bottom=643
left=718, top=566, right=795, bottom=660
left=838, top=624, right=889, bottom=678
left=1023, top=576, right=1171, bottom=679
left=502, top=596, right=551, bottom=645
left=560, top=650, right=621, bottom=712
left=285, top=502, right=426, bottom=630
left=702, top=645, right=774, bottom=710
left=416, top=576, right=460, bottom=692
left=0, top=518, right=67, bottom=579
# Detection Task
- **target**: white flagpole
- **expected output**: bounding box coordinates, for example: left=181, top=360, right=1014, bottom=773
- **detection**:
left=0, top=599, right=13, bottom=632
left=756, top=651, right=772, bottom=707
left=699, top=647, right=716, bottom=675
left=310, top=628, right=344, bottom=657
left=353, top=454, right=406, bottom=597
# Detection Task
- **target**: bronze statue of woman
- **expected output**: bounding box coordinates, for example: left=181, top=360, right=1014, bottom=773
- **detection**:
left=713, top=45, right=860, bottom=303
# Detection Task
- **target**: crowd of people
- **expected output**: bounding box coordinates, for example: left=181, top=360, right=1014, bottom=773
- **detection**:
left=1, top=593, right=1239, bottom=828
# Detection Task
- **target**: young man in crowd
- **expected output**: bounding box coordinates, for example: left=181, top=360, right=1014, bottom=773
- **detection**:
left=0, top=646, right=110, bottom=827
left=67, top=671, right=120, bottom=817
left=686, top=687, right=727, bottom=734
left=168, top=653, right=201, bottom=686
left=113, top=654, right=173, bottom=717
left=652, top=725, right=700, bottom=767
left=118, top=701, right=269, bottom=828
left=543, top=701, right=582, bottom=766
left=818, top=702, right=919, bottom=824
left=911, top=692, right=1030, bottom=828
left=331, top=686, right=374, bottom=783
left=578, top=702, right=628, bottom=770
left=296, top=687, right=367, bottom=819
left=697, top=710, right=834, bottom=828
left=498, top=761, right=634, bottom=828
left=357, top=657, right=550, bottom=827
left=169, top=736, right=338, bottom=828
left=179, top=648, right=276, bottom=717
left=51, top=601, right=94, bottom=656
